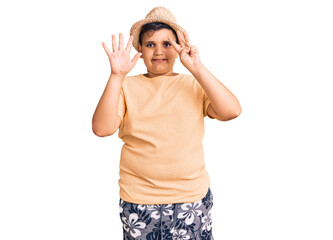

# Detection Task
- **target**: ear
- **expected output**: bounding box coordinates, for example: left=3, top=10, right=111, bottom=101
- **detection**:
left=138, top=45, right=143, bottom=58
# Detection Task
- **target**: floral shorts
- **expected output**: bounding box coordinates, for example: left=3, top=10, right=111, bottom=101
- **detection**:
left=119, top=187, right=214, bottom=240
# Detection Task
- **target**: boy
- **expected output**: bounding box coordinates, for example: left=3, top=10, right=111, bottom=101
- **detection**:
left=92, top=6, right=241, bottom=240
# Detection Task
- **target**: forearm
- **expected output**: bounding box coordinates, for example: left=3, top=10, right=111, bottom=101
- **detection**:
left=92, top=74, right=124, bottom=136
left=190, top=65, right=241, bottom=119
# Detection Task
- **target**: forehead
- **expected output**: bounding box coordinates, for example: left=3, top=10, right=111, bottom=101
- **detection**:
left=142, top=28, right=176, bottom=42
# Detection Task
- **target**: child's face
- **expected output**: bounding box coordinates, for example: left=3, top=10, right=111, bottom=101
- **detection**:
left=138, top=28, right=178, bottom=77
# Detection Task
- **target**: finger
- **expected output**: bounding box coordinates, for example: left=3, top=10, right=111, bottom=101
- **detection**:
left=190, top=46, right=198, bottom=56
left=177, top=30, right=186, bottom=48
left=125, top=35, right=133, bottom=53
left=168, top=36, right=182, bottom=53
left=112, top=34, right=117, bottom=52
left=190, top=45, right=197, bottom=52
left=179, top=47, right=190, bottom=58
left=119, top=33, right=124, bottom=50
left=102, top=42, right=112, bottom=56
left=183, top=30, right=192, bottom=47
left=130, top=52, right=142, bottom=67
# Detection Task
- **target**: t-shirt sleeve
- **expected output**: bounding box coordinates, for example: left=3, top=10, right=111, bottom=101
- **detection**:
left=203, top=90, right=215, bottom=119
left=118, top=87, right=126, bottom=121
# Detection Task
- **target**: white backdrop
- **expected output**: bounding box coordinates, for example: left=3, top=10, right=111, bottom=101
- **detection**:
left=1, top=0, right=332, bottom=239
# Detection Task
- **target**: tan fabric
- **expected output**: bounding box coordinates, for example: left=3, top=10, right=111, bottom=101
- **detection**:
left=117, top=73, right=214, bottom=204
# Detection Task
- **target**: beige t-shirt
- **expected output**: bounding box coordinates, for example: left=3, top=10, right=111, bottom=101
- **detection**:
left=117, top=73, right=214, bottom=204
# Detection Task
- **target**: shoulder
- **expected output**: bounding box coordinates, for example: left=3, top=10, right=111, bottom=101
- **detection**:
left=180, top=73, right=194, bottom=79
left=126, top=73, right=142, bottom=78
left=179, top=73, right=198, bottom=84
left=124, top=74, right=142, bottom=81
left=181, top=73, right=201, bottom=87
left=122, top=74, right=142, bottom=86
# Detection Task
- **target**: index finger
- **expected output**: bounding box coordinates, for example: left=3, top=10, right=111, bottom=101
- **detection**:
left=168, top=36, right=181, bottom=53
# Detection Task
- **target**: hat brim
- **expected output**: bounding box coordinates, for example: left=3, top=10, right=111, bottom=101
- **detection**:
left=130, top=18, right=186, bottom=52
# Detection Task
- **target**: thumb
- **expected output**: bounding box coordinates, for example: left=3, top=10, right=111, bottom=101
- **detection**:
left=130, top=52, right=142, bottom=67
left=190, top=46, right=198, bottom=56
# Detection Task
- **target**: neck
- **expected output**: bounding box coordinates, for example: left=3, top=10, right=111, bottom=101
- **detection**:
left=145, top=70, right=178, bottom=78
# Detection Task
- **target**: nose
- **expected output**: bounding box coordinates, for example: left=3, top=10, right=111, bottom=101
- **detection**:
left=154, top=45, right=163, bottom=55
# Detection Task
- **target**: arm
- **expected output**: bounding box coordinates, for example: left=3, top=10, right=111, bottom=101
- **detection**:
left=191, top=65, right=242, bottom=121
left=92, top=74, right=124, bottom=137
left=92, top=33, right=141, bottom=137
left=168, top=30, right=241, bottom=121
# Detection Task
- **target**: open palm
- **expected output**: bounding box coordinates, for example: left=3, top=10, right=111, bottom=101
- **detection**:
left=102, top=33, right=142, bottom=77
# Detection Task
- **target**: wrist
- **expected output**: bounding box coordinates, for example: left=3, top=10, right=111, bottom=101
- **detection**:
left=110, top=73, right=126, bottom=81
left=189, top=63, right=205, bottom=76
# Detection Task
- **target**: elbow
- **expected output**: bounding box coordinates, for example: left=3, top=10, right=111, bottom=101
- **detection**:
left=219, top=107, right=242, bottom=121
left=92, top=127, right=106, bottom=137
left=92, top=128, right=115, bottom=137
left=92, top=117, right=117, bottom=137
left=230, top=107, right=242, bottom=120
left=93, top=129, right=106, bottom=137
left=92, top=124, right=116, bottom=137
left=234, top=106, right=242, bottom=118
left=230, top=103, right=242, bottom=119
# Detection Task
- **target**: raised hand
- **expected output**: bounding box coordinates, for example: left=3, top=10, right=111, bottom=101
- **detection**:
left=168, top=30, right=204, bottom=73
left=102, top=33, right=142, bottom=78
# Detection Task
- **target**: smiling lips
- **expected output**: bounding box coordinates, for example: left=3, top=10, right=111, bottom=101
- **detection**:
left=152, top=59, right=167, bottom=62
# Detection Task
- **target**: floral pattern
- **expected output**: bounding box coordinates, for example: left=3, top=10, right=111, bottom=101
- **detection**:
left=119, top=188, right=214, bottom=239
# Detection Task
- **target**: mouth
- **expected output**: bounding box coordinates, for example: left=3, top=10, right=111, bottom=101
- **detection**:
left=152, top=59, right=167, bottom=62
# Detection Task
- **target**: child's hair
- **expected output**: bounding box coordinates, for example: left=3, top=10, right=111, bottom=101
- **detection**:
left=138, top=22, right=179, bottom=46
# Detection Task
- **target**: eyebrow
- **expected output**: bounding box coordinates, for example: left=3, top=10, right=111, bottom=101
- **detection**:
left=143, top=40, right=171, bottom=44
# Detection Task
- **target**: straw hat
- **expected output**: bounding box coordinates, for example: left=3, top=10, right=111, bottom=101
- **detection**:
left=129, top=6, right=186, bottom=52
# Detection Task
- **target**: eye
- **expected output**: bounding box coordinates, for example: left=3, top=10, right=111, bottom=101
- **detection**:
left=164, top=42, right=171, bottom=47
left=146, top=43, right=154, bottom=47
